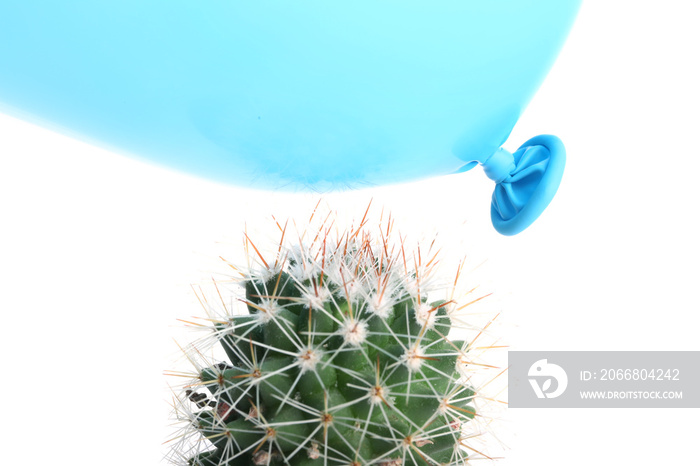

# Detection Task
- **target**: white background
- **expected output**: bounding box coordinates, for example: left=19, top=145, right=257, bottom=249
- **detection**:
left=1, top=1, right=699, bottom=464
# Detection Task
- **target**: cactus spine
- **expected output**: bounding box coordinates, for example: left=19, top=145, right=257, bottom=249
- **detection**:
left=168, top=215, right=495, bottom=465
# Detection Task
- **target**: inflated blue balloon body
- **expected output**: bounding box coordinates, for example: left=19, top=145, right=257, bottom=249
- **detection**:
left=0, top=1, right=581, bottom=234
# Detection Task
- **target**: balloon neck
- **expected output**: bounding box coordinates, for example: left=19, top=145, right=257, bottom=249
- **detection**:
left=481, top=148, right=516, bottom=183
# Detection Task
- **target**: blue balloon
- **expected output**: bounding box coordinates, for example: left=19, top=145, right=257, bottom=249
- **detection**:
left=0, top=1, right=581, bottom=234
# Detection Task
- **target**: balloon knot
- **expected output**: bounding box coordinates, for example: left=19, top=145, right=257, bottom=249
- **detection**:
left=485, top=135, right=566, bottom=235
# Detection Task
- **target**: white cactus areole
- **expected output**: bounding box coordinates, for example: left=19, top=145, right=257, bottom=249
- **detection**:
left=166, top=209, right=501, bottom=466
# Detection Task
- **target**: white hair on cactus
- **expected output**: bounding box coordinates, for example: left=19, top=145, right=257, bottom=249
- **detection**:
left=414, top=302, right=436, bottom=329
left=257, top=263, right=283, bottom=284
left=297, top=346, right=322, bottom=373
left=254, top=298, right=282, bottom=324
left=343, top=278, right=362, bottom=301
left=403, top=345, right=426, bottom=372
left=286, top=245, right=318, bottom=282
left=367, top=292, right=393, bottom=318
left=437, top=397, right=450, bottom=415
left=402, top=276, right=420, bottom=299
left=301, top=284, right=331, bottom=310
left=287, top=260, right=307, bottom=282
left=368, top=384, right=389, bottom=406
left=339, top=318, right=368, bottom=346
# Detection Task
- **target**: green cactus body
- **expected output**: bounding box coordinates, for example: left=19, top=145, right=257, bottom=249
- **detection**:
left=169, top=222, right=491, bottom=466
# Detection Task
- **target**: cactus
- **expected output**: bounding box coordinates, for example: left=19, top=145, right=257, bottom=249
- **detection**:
left=167, top=215, right=496, bottom=465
